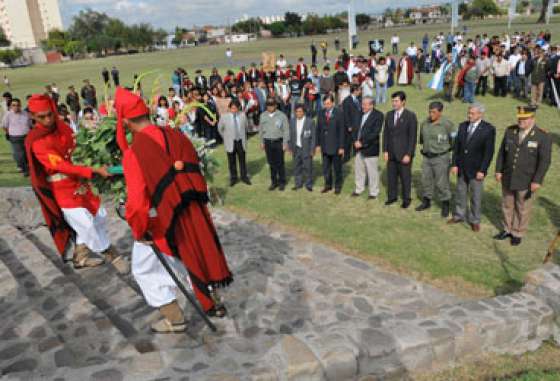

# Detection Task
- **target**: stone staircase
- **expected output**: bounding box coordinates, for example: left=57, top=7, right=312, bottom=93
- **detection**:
left=0, top=187, right=559, bottom=381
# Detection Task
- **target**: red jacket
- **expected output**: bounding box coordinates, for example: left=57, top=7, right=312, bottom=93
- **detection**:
left=29, top=122, right=100, bottom=212
left=296, top=63, right=308, bottom=81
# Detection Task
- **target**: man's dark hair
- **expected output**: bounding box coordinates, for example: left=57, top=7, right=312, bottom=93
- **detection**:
left=323, top=66, right=330, bottom=71
left=168, top=87, right=175, bottom=92
left=350, top=84, right=360, bottom=93
left=324, top=94, right=335, bottom=104
left=83, top=106, right=94, bottom=114
left=10, top=98, right=21, bottom=106
left=265, top=97, right=277, bottom=107
left=391, top=91, right=406, bottom=102
left=428, top=101, right=444, bottom=112
left=229, top=99, right=241, bottom=109
left=3, top=92, right=12, bottom=99
left=294, top=103, right=305, bottom=112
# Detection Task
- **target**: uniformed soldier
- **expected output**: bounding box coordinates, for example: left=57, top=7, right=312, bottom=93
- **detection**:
left=442, top=52, right=456, bottom=103
left=416, top=101, right=457, bottom=217
left=494, top=106, right=552, bottom=246
left=259, top=98, right=290, bottom=191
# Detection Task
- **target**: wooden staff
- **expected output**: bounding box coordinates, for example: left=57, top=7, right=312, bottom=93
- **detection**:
left=544, top=231, right=560, bottom=264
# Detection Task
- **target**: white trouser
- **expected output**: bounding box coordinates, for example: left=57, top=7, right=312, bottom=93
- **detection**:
left=62, top=207, right=111, bottom=253
left=131, top=241, right=193, bottom=308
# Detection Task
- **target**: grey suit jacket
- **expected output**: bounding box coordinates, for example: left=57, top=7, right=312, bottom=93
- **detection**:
left=289, top=116, right=316, bottom=157
left=218, top=112, right=248, bottom=153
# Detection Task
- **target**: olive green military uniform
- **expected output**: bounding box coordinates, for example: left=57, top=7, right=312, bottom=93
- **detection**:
left=443, top=63, right=456, bottom=102
left=495, top=124, right=552, bottom=238
left=419, top=117, right=457, bottom=201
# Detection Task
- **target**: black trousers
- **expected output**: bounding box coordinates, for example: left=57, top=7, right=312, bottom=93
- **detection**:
left=264, top=139, right=286, bottom=186
left=494, top=76, right=508, bottom=97
left=293, top=147, right=313, bottom=189
left=227, top=140, right=247, bottom=181
left=322, top=153, right=343, bottom=191
left=8, top=136, right=28, bottom=174
left=387, top=159, right=412, bottom=202
left=475, top=76, right=488, bottom=96
left=343, top=131, right=353, bottom=163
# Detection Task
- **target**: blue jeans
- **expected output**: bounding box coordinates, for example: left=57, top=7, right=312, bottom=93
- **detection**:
left=376, top=82, right=387, bottom=104
left=463, top=81, right=475, bottom=103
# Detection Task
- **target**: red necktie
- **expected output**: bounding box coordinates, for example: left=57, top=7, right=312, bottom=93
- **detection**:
left=326, top=110, right=331, bottom=123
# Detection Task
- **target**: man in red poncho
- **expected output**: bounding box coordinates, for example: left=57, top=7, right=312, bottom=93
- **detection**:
left=115, top=87, right=232, bottom=334
left=24, top=94, right=125, bottom=270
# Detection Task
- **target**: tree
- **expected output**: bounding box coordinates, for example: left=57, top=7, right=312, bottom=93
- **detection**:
left=268, top=21, right=287, bottom=37
left=459, top=3, right=469, bottom=15
left=0, top=28, right=9, bottom=47
left=232, top=18, right=261, bottom=34
left=173, top=27, right=188, bottom=47
left=63, top=40, right=85, bottom=57
left=538, top=0, right=549, bottom=23
left=471, top=0, right=501, bottom=17
left=355, top=13, right=371, bottom=26
left=42, top=29, right=67, bottom=52
left=284, top=12, right=302, bottom=27
left=302, top=15, right=327, bottom=35
left=0, top=48, right=22, bottom=65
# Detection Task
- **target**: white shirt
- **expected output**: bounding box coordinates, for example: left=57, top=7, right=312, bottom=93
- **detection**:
left=296, top=117, right=305, bottom=148
left=226, top=50, right=232, bottom=57
left=518, top=60, right=526, bottom=76
left=394, top=108, right=403, bottom=125
left=391, top=36, right=399, bottom=44
left=277, top=59, right=287, bottom=68
left=406, top=46, right=417, bottom=57
left=359, top=111, right=371, bottom=137
left=467, top=119, right=482, bottom=136
left=508, top=53, right=521, bottom=72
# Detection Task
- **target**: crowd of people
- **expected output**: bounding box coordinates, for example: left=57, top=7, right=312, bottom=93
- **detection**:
left=2, top=29, right=557, bottom=250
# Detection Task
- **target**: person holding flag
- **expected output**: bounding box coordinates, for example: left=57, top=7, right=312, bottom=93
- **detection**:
left=428, top=52, right=457, bottom=102
left=24, top=94, right=125, bottom=271
left=115, top=87, right=233, bottom=334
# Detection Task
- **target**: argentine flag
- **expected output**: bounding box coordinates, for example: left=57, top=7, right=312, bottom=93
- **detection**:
left=428, top=49, right=458, bottom=91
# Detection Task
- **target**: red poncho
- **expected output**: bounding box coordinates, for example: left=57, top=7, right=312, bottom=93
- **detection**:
left=25, top=95, right=99, bottom=255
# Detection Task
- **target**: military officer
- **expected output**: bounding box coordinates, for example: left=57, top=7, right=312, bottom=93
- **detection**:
left=494, top=106, right=552, bottom=246
left=416, top=101, right=457, bottom=217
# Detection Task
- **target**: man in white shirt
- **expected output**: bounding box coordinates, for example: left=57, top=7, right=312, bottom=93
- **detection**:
left=406, top=42, right=418, bottom=65
left=508, top=48, right=522, bottom=93
left=391, top=34, right=400, bottom=55
left=225, top=48, right=233, bottom=67
left=277, top=54, right=288, bottom=69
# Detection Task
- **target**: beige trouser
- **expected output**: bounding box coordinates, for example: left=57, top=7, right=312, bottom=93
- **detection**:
left=531, top=82, right=544, bottom=106
left=354, top=153, right=379, bottom=197
left=501, top=187, right=534, bottom=238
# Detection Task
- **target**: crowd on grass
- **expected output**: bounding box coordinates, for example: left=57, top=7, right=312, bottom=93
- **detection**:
left=1, top=28, right=557, bottom=246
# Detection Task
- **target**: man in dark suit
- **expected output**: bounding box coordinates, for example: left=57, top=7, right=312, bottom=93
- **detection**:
left=317, top=94, right=345, bottom=194
left=289, top=103, right=317, bottom=191
left=352, top=96, right=384, bottom=199
left=194, top=69, right=208, bottom=91
left=382, top=91, right=418, bottom=208
left=342, top=84, right=362, bottom=162
left=448, top=103, right=496, bottom=232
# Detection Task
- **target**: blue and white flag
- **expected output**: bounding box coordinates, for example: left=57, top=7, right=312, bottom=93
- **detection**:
left=508, top=0, right=517, bottom=29
left=451, top=0, right=459, bottom=31
left=428, top=56, right=456, bottom=91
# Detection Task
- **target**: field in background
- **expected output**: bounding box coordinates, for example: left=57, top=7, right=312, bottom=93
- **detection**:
left=1, top=17, right=560, bottom=295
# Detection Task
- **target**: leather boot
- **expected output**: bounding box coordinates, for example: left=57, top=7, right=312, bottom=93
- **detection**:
left=73, top=244, right=104, bottom=269
left=415, top=197, right=431, bottom=212
left=206, top=288, right=228, bottom=318
left=441, top=201, right=450, bottom=218
left=103, top=246, right=130, bottom=275
left=151, top=300, right=186, bottom=333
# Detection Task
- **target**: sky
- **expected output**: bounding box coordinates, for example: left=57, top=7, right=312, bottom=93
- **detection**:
left=58, top=0, right=449, bottom=31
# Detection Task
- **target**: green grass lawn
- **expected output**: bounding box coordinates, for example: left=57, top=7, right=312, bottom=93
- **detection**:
left=1, top=17, right=560, bottom=297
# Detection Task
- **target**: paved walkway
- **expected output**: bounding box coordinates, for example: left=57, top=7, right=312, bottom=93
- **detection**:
left=7, top=187, right=544, bottom=381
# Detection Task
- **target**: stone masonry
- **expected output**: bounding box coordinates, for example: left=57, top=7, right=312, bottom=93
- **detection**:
left=0, top=187, right=559, bottom=380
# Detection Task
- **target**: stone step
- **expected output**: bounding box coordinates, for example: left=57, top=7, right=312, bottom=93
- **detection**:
left=0, top=225, right=137, bottom=378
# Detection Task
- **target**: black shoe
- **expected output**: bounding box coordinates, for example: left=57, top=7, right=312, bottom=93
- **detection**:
left=401, top=200, right=411, bottom=209
left=279, top=185, right=285, bottom=191
left=368, top=195, right=377, bottom=200
left=511, top=236, right=522, bottom=246
left=334, top=189, right=341, bottom=195
left=385, top=199, right=397, bottom=206
left=269, top=184, right=278, bottom=191
left=441, top=201, right=450, bottom=218
left=306, top=187, right=313, bottom=192
left=493, top=231, right=512, bottom=241
left=321, top=187, right=332, bottom=194
left=230, top=179, right=238, bottom=187
left=351, top=192, right=360, bottom=197
left=415, top=198, right=431, bottom=212
left=241, top=178, right=252, bottom=185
